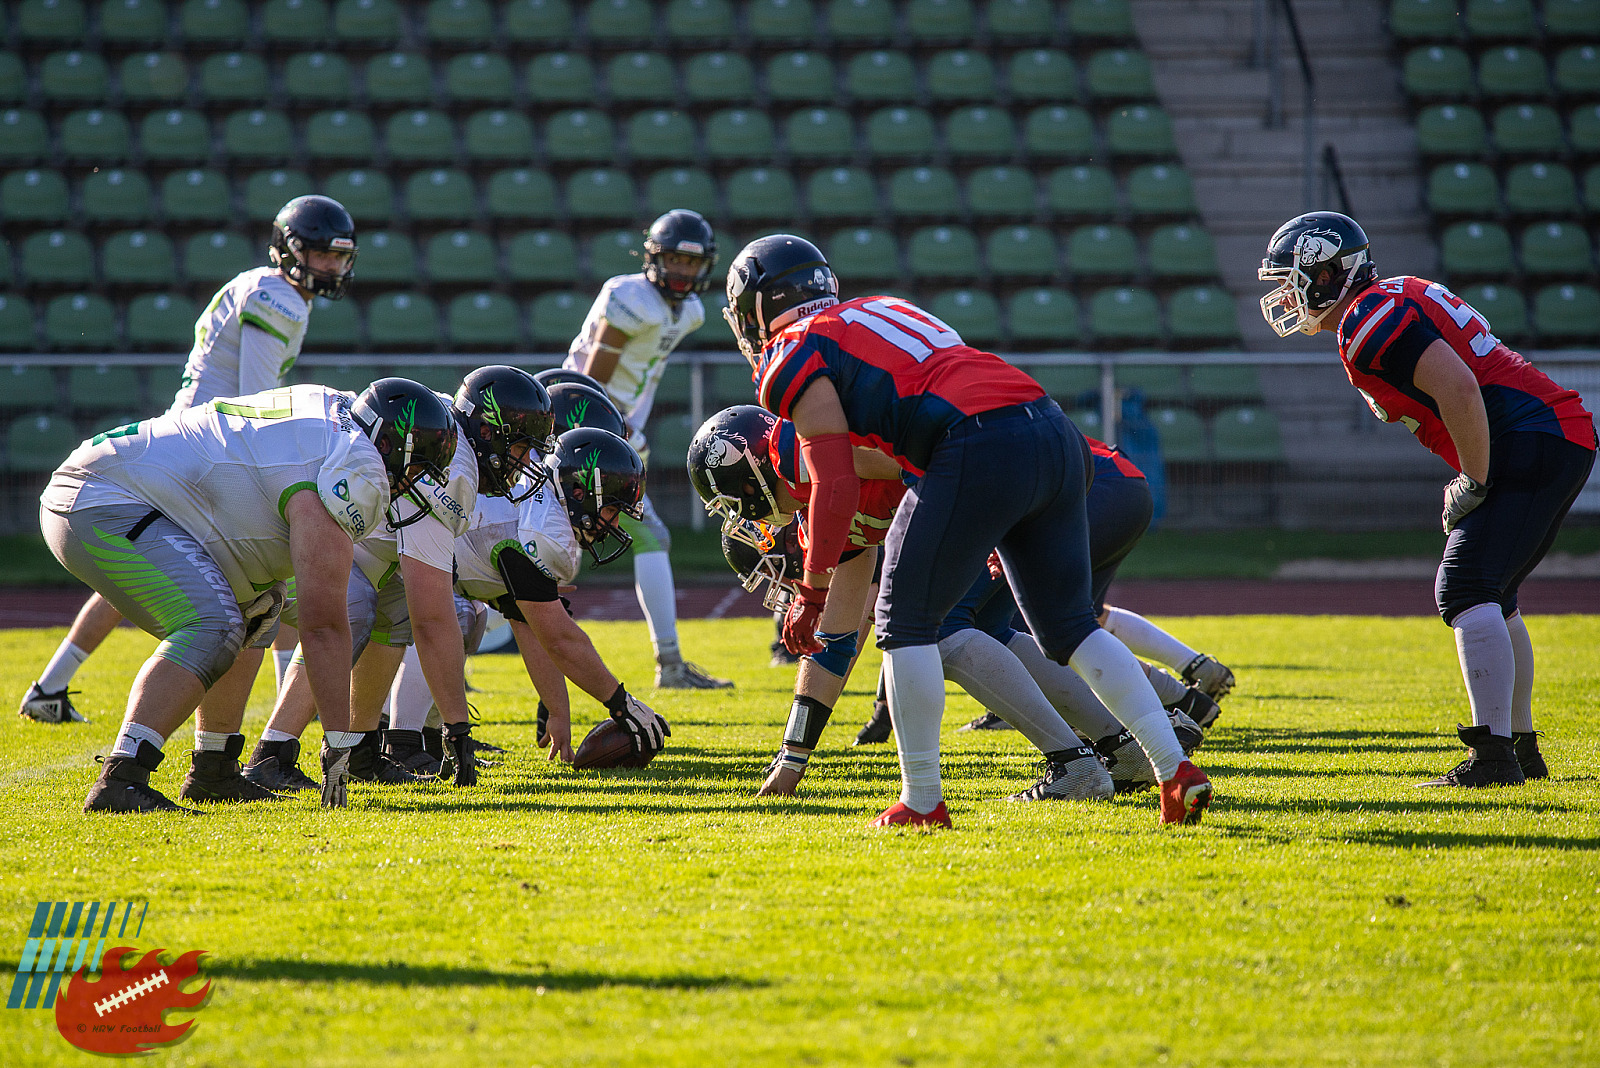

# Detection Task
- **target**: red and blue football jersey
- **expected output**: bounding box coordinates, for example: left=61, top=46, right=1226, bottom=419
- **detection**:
left=1337, top=276, right=1594, bottom=471
left=1089, top=436, right=1145, bottom=480
left=770, top=419, right=906, bottom=549
left=753, top=295, right=1046, bottom=475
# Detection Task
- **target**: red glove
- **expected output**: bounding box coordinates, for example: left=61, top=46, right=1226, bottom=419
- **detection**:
left=782, top=582, right=828, bottom=656
left=986, top=550, right=1004, bottom=581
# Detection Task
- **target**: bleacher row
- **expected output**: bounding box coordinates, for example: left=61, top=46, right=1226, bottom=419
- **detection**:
left=1393, top=0, right=1600, bottom=341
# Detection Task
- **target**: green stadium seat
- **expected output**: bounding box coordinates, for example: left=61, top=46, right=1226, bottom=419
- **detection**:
left=0, top=359, right=56, bottom=403
left=826, top=226, right=901, bottom=282
left=1403, top=45, right=1473, bottom=99
left=946, top=106, right=1017, bottom=159
left=1008, top=48, right=1077, bottom=103
left=101, top=0, right=171, bottom=44
left=929, top=289, right=1000, bottom=345
left=1554, top=46, right=1600, bottom=96
left=0, top=237, right=14, bottom=286
left=827, top=0, right=895, bottom=43
left=866, top=106, right=936, bottom=158
left=83, top=168, right=154, bottom=223
left=645, top=166, right=717, bottom=215
left=1415, top=103, right=1488, bottom=156
left=69, top=363, right=143, bottom=410
left=146, top=362, right=186, bottom=401
left=1068, top=224, right=1139, bottom=278
left=243, top=168, right=314, bottom=221
left=627, top=109, right=698, bottom=162
left=21, top=230, right=95, bottom=286
left=767, top=52, right=835, bottom=103
left=1388, top=0, right=1459, bottom=40
left=987, top=0, right=1055, bottom=41
left=1504, top=162, right=1578, bottom=215
left=427, top=0, right=495, bottom=42
left=1106, top=105, right=1176, bottom=157
left=847, top=50, right=917, bottom=103
left=180, top=0, right=248, bottom=41
left=161, top=168, right=231, bottom=223
left=8, top=412, right=84, bottom=469
left=1532, top=283, right=1600, bottom=340
left=1212, top=405, right=1284, bottom=462
left=1046, top=164, right=1118, bottom=216
left=505, top=0, right=574, bottom=44
left=545, top=108, right=615, bottom=162
left=385, top=109, right=458, bottom=163
left=182, top=230, right=254, bottom=283
left=507, top=229, right=578, bottom=282
left=0, top=54, right=23, bottom=102
left=295, top=360, right=386, bottom=390
left=2, top=169, right=70, bottom=224
left=530, top=292, right=588, bottom=347
left=967, top=165, right=1036, bottom=218
left=0, top=298, right=40, bottom=351
left=706, top=108, right=777, bottom=160
left=448, top=292, right=522, bottom=347
left=427, top=229, right=498, bottom=284
left=284, top=53, right=353, bottom=103
left=403, top=167, right=478, bottom=221
left=526, top=53, right=595, bottom=103
left=127, top=293, right=199, bottom=349
left=907, top=225, right=980, bottom=280
left=1024, top=106, right=1095, bottom=159
left=986, top=224, right=1059, bottom=279
left=466, top=108, right=535, bottom=160
left=784, top=107, right=855, bottom=160
left=1440, top=220, right=1514, bottom=277
left=262, top=0, right=330, bottom=42
left=1477, top=46, right=1550, bottom=98
left=223, top=109, right=294, bottom=161
left=685, top=52, right=754, bottom=103
left=45, top=294, right=116, bottom=350
left=1546, top=0, right=1600, bottom=38
left=40, top=50, right=109, bottom=101
left=139, top=109, right=210, bottom=162
left=61, top=108, right=132, bottom=161
left=1167, top=286, right=1239, bottom=344
left=1116, top=362, right=1186, bottom=401
left=1188, top=362, right=1259, bottom=399
left=907, top=0, right=973, bottom=40
left=1125, top=163, right=1195, bottom=217
left=1463, top=0, right=1537, bottom=39
left=355, top=231, right=416, bottom=283
left=608, top=52, right=675, bottom=104
left=447, top=53, right=515, bottom=102
left=1006, top=287, right=1079, bottom=347
left=726, top=167, right=799, bottom=221
left=887, top=165, right=959, bottom=217
left=807, top=166, right=878, bottom=220
left=665, top=0, right=736, bottom=42
left=200, top=52, right=269, bottom=101
left=1086, top=48, right=1154, bottom=101
left=565, top=167, right=637, bottom=220
left=367, top=293, right=441, bottom=348
left=323, top=168, right=395, bottom=221
left=1147, top=223, right=1218, bottom=279
left=1457, top=283, right=1528, bottom=339
left=586, top=0, right=654, bottom=45
left=305, top=109, right=377, bottom=160
left=1151, top=406, right=1206, bottom=461
left=1570, top=104, right=1600, bottom=155
left=366, top=52, right=432, bottom=104
left=16, top=0, right=89, bottom=41
left=119, top=52, right=188, bottom=102
left=1089, top=286, right=1160, bottom=344
left=1491, top=104, right=1563, bottom=155
left=1426, top=161, right=1499, bottom=215
left=748, top=0, right=815, bottom=42
left=1068, top=0, right=1134, bottom=40
left=1585, top=163, right=1600, bottom=211
left=332, top=0, right=403, bottom=44
left=1521, top=221, right=1593, bottom=277
left=487, top=167, right=559, bottom=219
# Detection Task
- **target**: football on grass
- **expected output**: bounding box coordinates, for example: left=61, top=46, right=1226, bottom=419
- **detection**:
left=573, top=718, right=660, bottom=769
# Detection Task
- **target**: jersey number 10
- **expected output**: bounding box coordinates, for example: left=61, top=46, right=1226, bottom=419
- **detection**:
left=837, top=298, right=963, bottom=362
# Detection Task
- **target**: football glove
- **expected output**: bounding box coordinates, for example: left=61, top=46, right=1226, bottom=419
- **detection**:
left=442, top=722, right=478, bottom=786
left=320, top=742, right=350, bottom=809
left=782, top=582, right=828, bottom=656
left=1442, top=473, right=1489, bottom=534
left=605, top=684, right=670, bottom=756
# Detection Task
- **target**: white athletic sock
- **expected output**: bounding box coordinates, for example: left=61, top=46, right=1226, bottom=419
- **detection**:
left=1069, top=628, right=1186, bottom=781
left=323, top=730, right=362, bottom=749
left=1142, top=662, right=1190, bottom=707
left=1003, top=632, right=1123, bottom=739
left=884, top=644, right=946, bottom=812
left=1103, top=607, right=1197, bottom=671
left=1505, top=610, right=1535, bottom=733
left=939, top=630, right=1081, bottom=753
left=193, top=730, right=229, bottom=752
left=38, top=640, right=90, bottom=692
left=634, top=550, right=680, bottom=662
left=272, top=648, right=295, bottom=692
left=111, top=721, right=165, bottom=758
left=1453, top=602, right=1514, bottom=738
left=261, top=727, right=296, bottom=744
left=388, top=645, right=434, bottom=732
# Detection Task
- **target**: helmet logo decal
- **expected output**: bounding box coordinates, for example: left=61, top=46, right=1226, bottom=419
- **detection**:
left=579, top=447, right=602, bottom=495
left=566, top=395, right=590, bottom=430
left=677, top=241, right=705, bottom=254
left=703, top=438, right=736, bottom=468
left=1295, top=230, right=1342, bottom=267
left=480, top=385, right=505, bottom=428
left=729, top=264, right=749, bottom=296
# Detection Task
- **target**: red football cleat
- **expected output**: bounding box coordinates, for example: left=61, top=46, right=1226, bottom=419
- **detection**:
left=1159, top=760, right=1212, bottom=825
left=869, top=800, right=953, bottom=829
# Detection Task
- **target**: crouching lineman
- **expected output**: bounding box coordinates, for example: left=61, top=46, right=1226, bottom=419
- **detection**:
left=40, top=378, right=453, bottom=812
left=1260, top=211, right=1595, bottom=786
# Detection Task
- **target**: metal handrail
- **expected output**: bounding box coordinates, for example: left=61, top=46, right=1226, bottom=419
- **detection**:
left=1321, top=143, right=1354, bottom=216
left=1260, top=0, right=1319, bottom=211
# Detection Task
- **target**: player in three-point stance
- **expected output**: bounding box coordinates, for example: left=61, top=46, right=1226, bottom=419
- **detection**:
left=725, top=235, right=1212, bottom=827
left=1260, top=211, right=1595, bottom=786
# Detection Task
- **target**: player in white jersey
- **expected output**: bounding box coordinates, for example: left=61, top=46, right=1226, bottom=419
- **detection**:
left=19, top=196, right=358, bottom=725
left=561, top=209, right=732, bottom=690
left=40, top=379, right=454, bottom=813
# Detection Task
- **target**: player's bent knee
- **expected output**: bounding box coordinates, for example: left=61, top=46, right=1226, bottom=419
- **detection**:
left=157, top=621, right=247, bottom=690
left=1039, top=618, right=1102, bottom=666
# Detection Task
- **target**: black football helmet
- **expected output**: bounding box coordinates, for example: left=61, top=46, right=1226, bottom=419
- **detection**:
left=452, top=365, right=555, bottom=503
left=723, top=234, right=838, bottom=360
left=533, top=367, right=603, bottom=393
left=270, top=194, right=358, bottom=300
left=547, top=381, right=627, bottom=438
left=551, top=427, right=646, bottom=566
left=1258, top=211, right=1377, bottom=337
left=352, top=377, right=457, bottom=530
left=722, top=517, right=804, bottom=612
left=687, top=405, right=787, bottom=527
left=643, top=209, right=718, bottom=299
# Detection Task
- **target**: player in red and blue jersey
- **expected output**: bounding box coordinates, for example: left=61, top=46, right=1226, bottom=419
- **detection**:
left=1261, top=211, right=1596, bottom=788
left=722, top=235, right=1212, bottom=827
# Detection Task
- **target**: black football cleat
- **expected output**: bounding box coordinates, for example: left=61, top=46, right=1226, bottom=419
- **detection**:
left=243, top=738, right=319, bottom=792
left=1169, top=686, right=1221, bottom=730
left=1418, top=725, right=1526, bottom=788
left=179, top=734, right=284, bottom=802
left=1167, top=707, right=1205, bottom=756
left=19, top=681, right=87, bottom=723
left=1513, top=731, right=1549, bottom=780
left=383, top=729, right=443, bottom=776
left=1093, top=729, right=1157, bottom=794
left=853, top=699, right=893, bottom=745
left=1181, top=654, right=1235, bottom=702
left=1008, top=747, right=1115, bottom=801
left=84, top=742, right=199, bottom=814
left=348, top=731, right=433, bottom=784
left=958, top=711, right=1015, bottom=732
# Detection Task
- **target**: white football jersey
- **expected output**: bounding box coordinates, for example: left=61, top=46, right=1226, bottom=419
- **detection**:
left=43, top=385, right=387, bottom=602
left=453, top=477, right=579, bottom=604
left=563, top=272, right=703, bottom=444
left=351, top=418, right=479, bottom=590
left=169, top=267, right=311, bottom=413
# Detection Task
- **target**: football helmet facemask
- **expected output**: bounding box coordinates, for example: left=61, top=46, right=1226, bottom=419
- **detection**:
left=643, top=209, right=718, bottom=299
left=270, top=195, right=358, bottom=300
left=1258, top=211, right=1377, bottom=337
left=687, top=405, right=787, bottom=528
left=723, top=234, right=838, bottom=361
left=550, top=428, right=646, bottom=566
left=722, top=517, right=803, bottom=612
left=352, top=378, right=457, bottom=530
left=452, top=365, right=556, bottom=502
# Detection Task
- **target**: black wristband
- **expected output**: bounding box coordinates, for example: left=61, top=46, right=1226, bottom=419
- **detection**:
left=604, top=683, right=628, bottom=715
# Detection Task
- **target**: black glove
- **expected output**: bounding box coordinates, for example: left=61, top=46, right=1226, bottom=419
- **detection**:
left=1442, top=473, right=1490, bottom=533
left=320, top=742, right=350, bottom=809
left=604, top=684, right=670, bottom=756
left=536, top=700, right=551, bottom=747
left=443, top=723, right=478, bottom=787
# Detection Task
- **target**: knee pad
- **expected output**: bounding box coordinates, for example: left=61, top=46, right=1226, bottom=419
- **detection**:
left=460, top=599, right=488, bottom=655
left=783, top=695, right=834, bottom=750
left=806, top=629, right=859, bottom=678
left=158, top=619, right=247, bottom=690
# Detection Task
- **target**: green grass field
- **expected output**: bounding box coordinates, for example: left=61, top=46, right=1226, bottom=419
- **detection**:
left=2, top=615, right=1598, bottom=1067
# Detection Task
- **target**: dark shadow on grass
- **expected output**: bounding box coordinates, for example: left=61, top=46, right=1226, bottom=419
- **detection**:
left=1213, top=822, right=1600, bottom=852
left=1220, top=796, right=1584, bottom=817
left=1206, top=726, right=1451, bottom=756
left=203, top=959, right=768, bottom=991
left=1235, top=694, right=1340, bottom=701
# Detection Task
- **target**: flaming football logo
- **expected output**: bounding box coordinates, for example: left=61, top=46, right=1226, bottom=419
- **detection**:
left=54, top=946, right=210, bottom=1055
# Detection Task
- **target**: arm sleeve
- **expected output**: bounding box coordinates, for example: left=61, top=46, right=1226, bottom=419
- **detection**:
left=798, top=432, right=861, bottom=577
left=495, top=545, right=561, bottom=604
left=1345, top=297, right=1442, bottom=387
